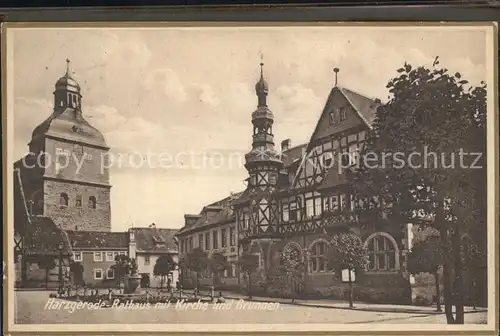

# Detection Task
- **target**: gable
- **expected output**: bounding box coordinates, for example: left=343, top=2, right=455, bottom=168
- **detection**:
left=290, top=86, right=379, bottom=190
left=313, top=88, right=367, bottom=143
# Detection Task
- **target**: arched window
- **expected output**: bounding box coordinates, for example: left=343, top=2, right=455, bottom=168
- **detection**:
left=309, top=240, right=328, bottom=273
left=88, top=196, right=97, bottom=209
left=366, top=234, right=397, bottom=271
left=59, top=193, right=68, bottom=207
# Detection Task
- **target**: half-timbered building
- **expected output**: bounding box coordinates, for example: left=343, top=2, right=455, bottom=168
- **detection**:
left=178, top=63, right=417, bottom=304
left=232, top=64, right=416, bottom=303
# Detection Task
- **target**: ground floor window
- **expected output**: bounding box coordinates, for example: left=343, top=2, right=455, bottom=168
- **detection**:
left=366, top=234, right=397, bottom=271
left=309, top=240, right=328, bottom=273
left=106, top=268, right=114, bottom=279
left=94, top=268, right=103, bottom=280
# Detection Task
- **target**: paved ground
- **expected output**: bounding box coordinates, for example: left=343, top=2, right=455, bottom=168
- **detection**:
left=14, top=291, right=487, bottom=324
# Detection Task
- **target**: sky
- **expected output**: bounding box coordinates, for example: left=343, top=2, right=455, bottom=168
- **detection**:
left=8, top=25, right=489, bottom=231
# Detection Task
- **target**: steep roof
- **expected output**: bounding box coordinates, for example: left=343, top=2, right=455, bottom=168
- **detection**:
left=66, top=231, right=128, bottom=250
left=31, top=108, right=108, bottom=148
left=282, top=143, right=307, bottom=168
left=25, top=217, right=73, bottom=256
left=338, top=86, right=380, bottom=126
left=177, top=192, right=242, bottom=236
left=132, top=227, right=178, bottom=253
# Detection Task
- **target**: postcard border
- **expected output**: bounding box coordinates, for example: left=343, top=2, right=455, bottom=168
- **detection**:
left=2, top=20, right=498, bottom=336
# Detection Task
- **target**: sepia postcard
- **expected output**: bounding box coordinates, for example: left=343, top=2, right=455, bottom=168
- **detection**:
left=2, top=22, right=498, bottom=335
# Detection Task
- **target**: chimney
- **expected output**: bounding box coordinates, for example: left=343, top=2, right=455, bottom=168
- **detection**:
left=184, top=214, right=202, bottom=227
left=149, top=223, right=156, bottom=229
left=281, top=139, right=291, bottom=152
left=374, top=98, right=381, bottom=104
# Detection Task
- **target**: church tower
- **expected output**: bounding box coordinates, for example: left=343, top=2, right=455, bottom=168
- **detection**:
left=16, top=60, right=111, bottom=232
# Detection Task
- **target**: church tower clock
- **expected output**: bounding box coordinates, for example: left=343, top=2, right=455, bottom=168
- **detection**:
left=16, top=60, right=111, bottom=232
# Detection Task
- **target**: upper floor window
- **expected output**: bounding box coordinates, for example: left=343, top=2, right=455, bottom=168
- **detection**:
left=229, top=227, right=235, bottom=246
left=88, top=196, right=97, bottom=209
left=105, top=252, right=114, bottom=262
left=366, top=234, right=397, bottom=271
left=221, top=228, right=227, bottom=247
left=269, top=172, right=277, bottom=185
left=306, top=199, right=314, bottom=218
left=59, top=193, right=69, bottom=207
left=73, top=252, right=82, bottom=262
left=205, top=232, right=211, bottom=250
left=289, top=202, right=299, bottom=221
left=93, top=252, right=102, bottom=262
left=309, top=241, right=328, bottom=273
left=144, top=255, right=151, bottom=265
left=213, top=230, right=218, bottom=249
left=199, top=234, right=204, bottom=250
left=282, top=204, right=289, bottom=222
left=339, top=107, right=347, bottom=121
left=243, top=213, right=250, bottom=229
left=329, top=108, right=338, bottom=125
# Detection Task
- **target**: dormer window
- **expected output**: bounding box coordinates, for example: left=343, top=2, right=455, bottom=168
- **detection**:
left=153, top=235, right=165, bottom=246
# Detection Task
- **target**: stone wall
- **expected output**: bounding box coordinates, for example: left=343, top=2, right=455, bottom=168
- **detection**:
left=43, top=180, right=111, bottom=232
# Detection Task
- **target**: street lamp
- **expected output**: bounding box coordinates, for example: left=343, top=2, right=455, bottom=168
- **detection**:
left=58, top=243, right=64, bottom=295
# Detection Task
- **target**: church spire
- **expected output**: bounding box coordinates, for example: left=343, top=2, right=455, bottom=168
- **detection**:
left=66, top=58, right=71, bottom=76
left=53, top=59, right=82, bottom=111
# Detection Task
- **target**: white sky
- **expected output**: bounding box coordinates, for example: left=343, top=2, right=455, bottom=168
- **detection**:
left=9, top=26, right=488, bottom=231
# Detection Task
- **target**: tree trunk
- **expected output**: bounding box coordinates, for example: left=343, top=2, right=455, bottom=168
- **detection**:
left=472, top=279, right=477, bottom=310
left=160, top=276, right=164, bottom=289
left=434, top=270, right=442, bottom=312
left=248, top=273, right=252, bottom=300
left=437, top=208, right=455, bottom=324
left=196, top=272, right=200, bottom=290
left=452, top=227, right=465, bottom=324
left=348, top=269, right=354, bottom=308
left=45, top=268, right=49, bottom=290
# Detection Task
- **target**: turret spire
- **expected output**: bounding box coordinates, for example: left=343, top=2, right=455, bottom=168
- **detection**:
left=260, top=54, right=264, bottom=78
left=255, top=56, right=269, bottom=107
left=333, top=67, right=340, bottom=87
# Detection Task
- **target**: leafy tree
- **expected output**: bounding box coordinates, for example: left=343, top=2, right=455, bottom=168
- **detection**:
left=209, top=252, right=229, bottom=287
left=112, top=255, right=136, bottom=291
left=327, top=232, right=368, bottom=308
left=406, top=227, right=443, bottom=311
left=153, top=254, right=176, bottom=289
left=36, top=255, right=56, bottom=289
left=280, top=252, right=305, bottom=303
left=351, top=60, right=486, bottom=323
left=238, top=252, right=259, bottom=299
left=461, top=235, right=487, bottom=309
left=184, top=247, right=209, bottom=289
left=69, top=261, right=84, bottom=288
